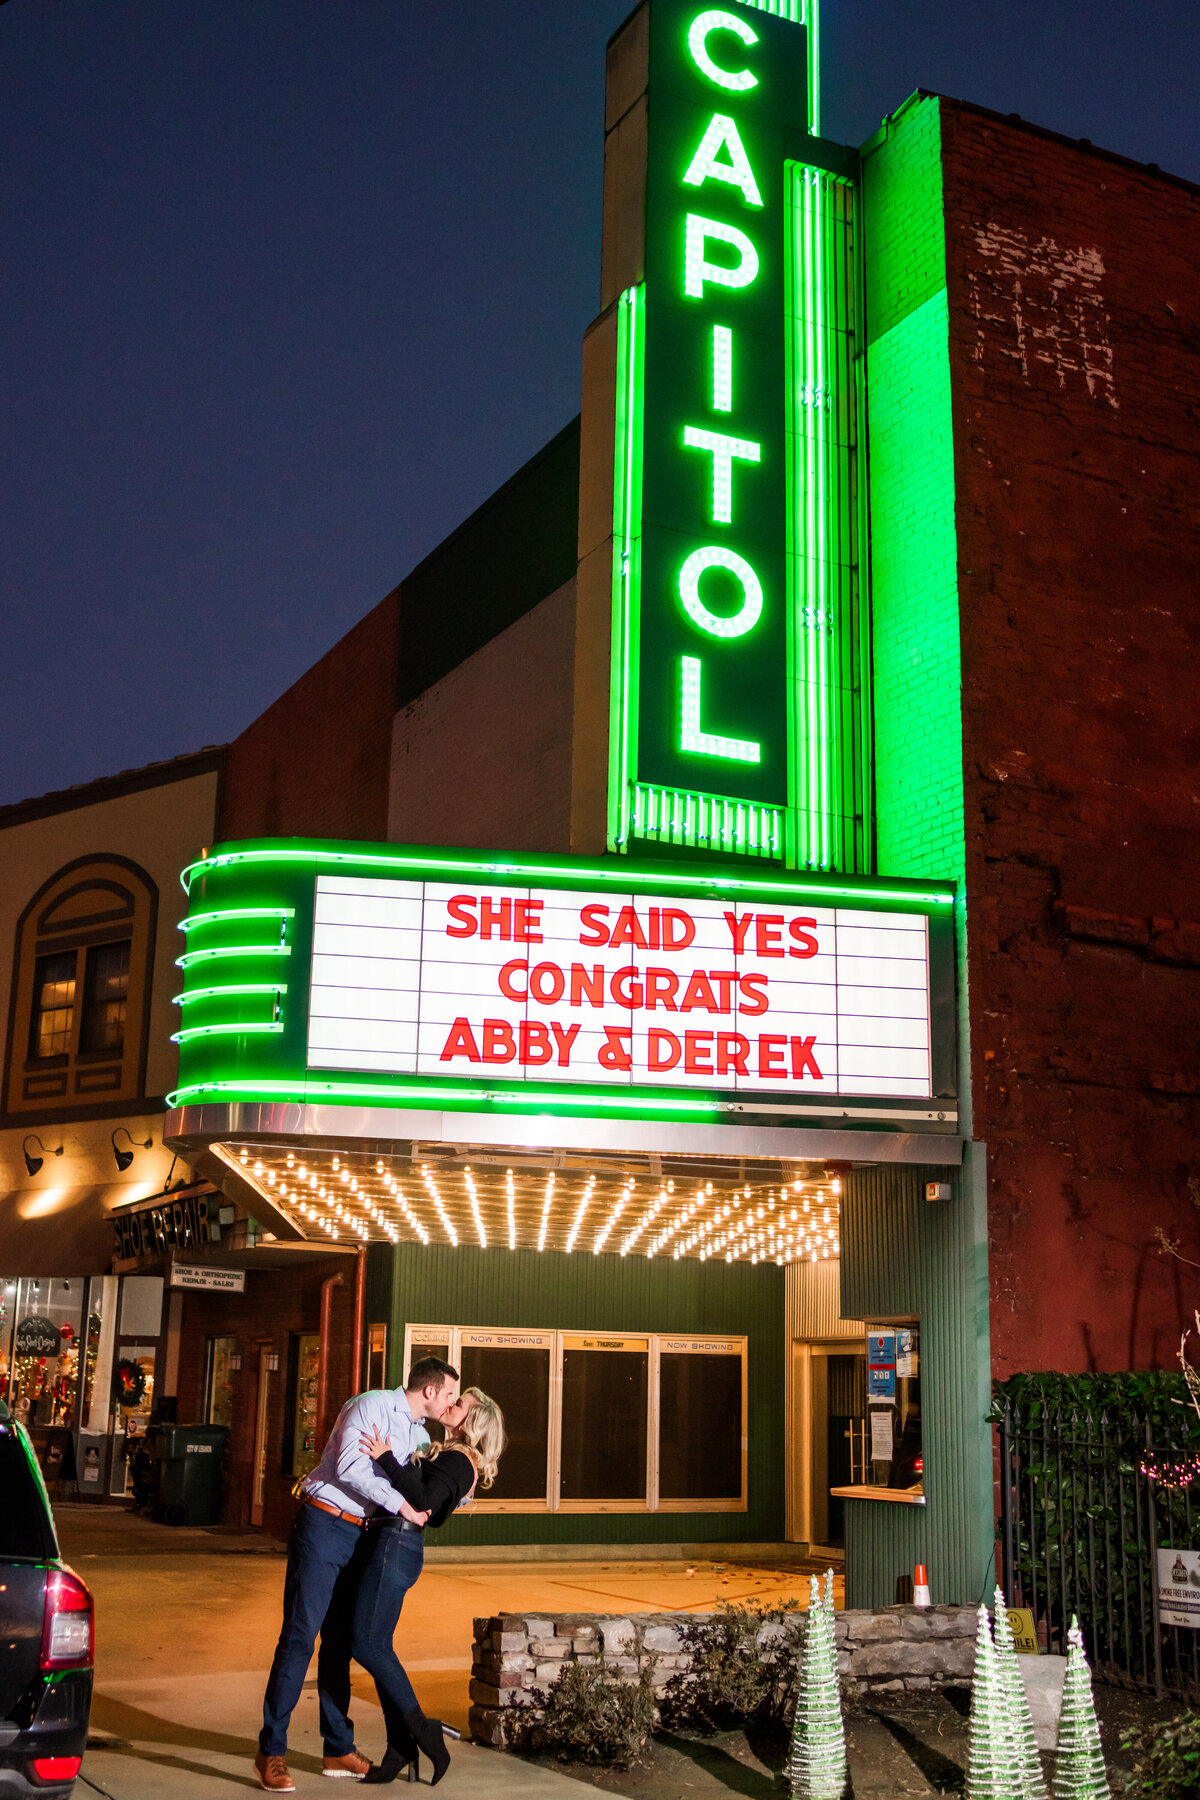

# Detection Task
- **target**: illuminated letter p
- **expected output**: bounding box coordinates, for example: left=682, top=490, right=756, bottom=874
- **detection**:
left=684, top=214, right=759, bottom=300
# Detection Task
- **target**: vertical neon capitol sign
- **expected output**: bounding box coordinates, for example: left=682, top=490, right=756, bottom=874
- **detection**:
left=608, top=0, right=865, bottom=870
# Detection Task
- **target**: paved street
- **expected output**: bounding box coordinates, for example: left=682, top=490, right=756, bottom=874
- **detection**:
left=60, top=1507, right=829, bottom=1799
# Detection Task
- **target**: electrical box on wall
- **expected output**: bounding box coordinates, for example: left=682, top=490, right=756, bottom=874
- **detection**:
left=925, top=1182, right=952, bottom=1203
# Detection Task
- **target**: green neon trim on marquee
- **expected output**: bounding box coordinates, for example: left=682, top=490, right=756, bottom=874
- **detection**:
left=175, top=942, right=292, bottom=968
left=179, top=841, right=952, bottom=909
left=604, top=0, right=859, bottom=869
left=168, top=836, right=956, bottom=1124
left=172, top=1021, right=285, bottom=1046
left=179, top=907, right=294, bottom=933
left=172, top=983, right=288, bottom=1005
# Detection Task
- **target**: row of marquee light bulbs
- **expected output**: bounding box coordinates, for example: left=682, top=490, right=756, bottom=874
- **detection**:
left=235, top=1147, right=841, bottom=1266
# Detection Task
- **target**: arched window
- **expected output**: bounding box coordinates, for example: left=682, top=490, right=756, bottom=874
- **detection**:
left=4, top=855, right=158, bottom=1115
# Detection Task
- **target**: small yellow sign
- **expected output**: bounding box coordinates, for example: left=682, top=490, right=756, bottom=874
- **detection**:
left=1006, top=1608, right=1039, bottom=1654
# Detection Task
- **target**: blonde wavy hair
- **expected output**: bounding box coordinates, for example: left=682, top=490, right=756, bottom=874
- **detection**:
left=416, top=1386, right=506, bottom=1490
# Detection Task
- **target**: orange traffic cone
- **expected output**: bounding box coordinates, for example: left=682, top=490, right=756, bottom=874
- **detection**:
left=913, top=1563, right=931, bottom=1606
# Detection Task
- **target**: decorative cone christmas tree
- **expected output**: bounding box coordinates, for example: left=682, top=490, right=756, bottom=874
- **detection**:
left=1050, top=1619, right=1110, bottom=1800
left=787, top=1571, right=848, bottom=1800
left=993, top=1587, right=1047, bottom=1800
left=966, top=1604, right=1024, bottom=1800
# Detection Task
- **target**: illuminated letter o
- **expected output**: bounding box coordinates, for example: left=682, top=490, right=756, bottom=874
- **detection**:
left=687, top=9, right=759, bottom=92
left=678, top=547, right=763, bottom=639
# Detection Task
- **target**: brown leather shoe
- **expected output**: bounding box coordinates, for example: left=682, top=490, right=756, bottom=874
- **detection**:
left=323, top=1746, right=371, bottom=1779
left=254, top=1753, right=297, bottom=1792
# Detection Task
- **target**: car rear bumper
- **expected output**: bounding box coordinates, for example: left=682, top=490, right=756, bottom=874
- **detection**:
left=0, top=1666, right=91, bottom=1799
left=0, top=1769, right=78, bottom=1799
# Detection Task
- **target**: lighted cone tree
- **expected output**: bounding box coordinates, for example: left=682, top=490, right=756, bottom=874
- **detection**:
left=992, top=1587, right=1047, bottom=1800
left=1050, top=1619, right=1110, bottom=1800
left=787, top=1571, right=848, bottom=1800
left=966, top=1605, right=1024, bottom=1800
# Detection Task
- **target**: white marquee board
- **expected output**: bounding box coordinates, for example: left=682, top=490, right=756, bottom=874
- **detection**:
left=304, top=875, right=934, bottom=1102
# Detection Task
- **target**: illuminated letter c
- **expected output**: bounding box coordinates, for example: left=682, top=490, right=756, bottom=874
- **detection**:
left=687, top=9, right=759, bottom=92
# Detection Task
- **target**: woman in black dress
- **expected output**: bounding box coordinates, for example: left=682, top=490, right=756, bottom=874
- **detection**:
left=352, top=1386, right=506, bottom=1785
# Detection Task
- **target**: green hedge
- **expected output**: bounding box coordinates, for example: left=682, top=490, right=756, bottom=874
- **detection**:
left=990, top=1370, right=1200, bottom=1445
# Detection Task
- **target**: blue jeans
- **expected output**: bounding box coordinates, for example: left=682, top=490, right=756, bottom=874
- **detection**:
left=260, top=1504, right=368, bottom=1757
left=351, top=1524, right=425, bottom=1729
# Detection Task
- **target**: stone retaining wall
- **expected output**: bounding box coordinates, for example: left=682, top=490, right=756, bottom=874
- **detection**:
left=469, top=1605, right=978, bottom=1748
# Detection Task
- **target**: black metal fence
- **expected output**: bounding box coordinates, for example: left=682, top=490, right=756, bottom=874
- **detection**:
left=998, top=1399, right=1200, bottom=1696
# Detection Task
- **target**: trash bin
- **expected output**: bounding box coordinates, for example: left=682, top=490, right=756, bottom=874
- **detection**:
left=150, top=1424, right=229, bottom=1526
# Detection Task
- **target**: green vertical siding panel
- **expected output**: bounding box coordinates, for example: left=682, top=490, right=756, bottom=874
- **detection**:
left=862, top=93, right=963, bottom=889
left=379, top=1243, right=785, bottom=1547
left=860, top=93, right=973, bottom=1134
left=839, top=1151, right=991, bottom=1608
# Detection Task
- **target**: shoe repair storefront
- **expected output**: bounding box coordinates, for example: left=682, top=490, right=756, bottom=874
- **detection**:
left=163, top=840, right=991, bottom=1608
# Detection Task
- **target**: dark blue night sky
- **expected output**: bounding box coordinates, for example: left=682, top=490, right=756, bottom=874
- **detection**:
left=2, top=0, right=1196, bottom=806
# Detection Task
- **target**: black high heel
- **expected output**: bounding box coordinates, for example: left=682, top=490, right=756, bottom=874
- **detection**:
left=400, top=1708, right=451, bottom=1786
left=362, top=1742, right=418, bottom=1785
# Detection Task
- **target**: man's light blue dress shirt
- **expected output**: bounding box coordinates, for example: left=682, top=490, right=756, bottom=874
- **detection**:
left=301, top=1388, right=429, bottom=1519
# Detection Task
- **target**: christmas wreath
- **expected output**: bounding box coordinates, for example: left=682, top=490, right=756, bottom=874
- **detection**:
left=114, top=1357, right=147, bottom=1408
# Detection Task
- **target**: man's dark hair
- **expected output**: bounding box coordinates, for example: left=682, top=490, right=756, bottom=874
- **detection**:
left=406, top=1355, right=458, bottom=1392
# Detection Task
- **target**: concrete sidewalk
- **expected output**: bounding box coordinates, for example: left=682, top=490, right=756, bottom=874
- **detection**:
left=62, top=1507, right=832, bottom=1799
left=82, top=1674, right=598, bottom=1800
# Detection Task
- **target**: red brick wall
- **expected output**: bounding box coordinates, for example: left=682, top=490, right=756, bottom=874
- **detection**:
left=219, top=592, right=400, bottom=842
left=942, top=105, right=1200, bottom=1376
left=175, top=1257, right=355, bottom=1541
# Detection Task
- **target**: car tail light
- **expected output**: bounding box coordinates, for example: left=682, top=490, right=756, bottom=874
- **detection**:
left=40, top=1567, right=93, bottom=1670
left=30, top=1756, right=83, bottom=1782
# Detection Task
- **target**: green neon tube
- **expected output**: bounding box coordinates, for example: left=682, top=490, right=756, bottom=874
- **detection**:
left=171, top=1021, right=285, bottom=1045
left=173, top=983, right=288, bottom=1006
left=180, top=843, right=954, bottom=908
left=179, top=907, right=295, bottom=933
left=176, top=943, right=293, bottom=969
left=166, top=1076, right=720, bottom=1118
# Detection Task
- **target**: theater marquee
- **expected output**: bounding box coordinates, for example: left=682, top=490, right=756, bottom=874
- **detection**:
left=169, top=841, right=956, bottom=1126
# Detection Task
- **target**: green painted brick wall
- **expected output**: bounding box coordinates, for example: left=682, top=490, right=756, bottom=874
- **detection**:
left=862, top=95, right=964, bottom=889
left=366, top=1241, right=786, bottom=1547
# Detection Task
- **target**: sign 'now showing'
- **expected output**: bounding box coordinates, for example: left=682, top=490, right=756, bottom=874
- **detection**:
left=307, top=875, right=936, bottom=1100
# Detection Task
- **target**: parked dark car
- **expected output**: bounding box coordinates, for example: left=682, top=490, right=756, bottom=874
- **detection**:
left=0, top=1405, right=92, bottom=1797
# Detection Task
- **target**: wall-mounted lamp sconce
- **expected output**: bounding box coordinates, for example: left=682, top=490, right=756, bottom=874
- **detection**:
left=266, top=1352, right=280, bottom=1374
left=23, top=1134, right=63, bottom=1178
left=111, top=1126, right=154, bottom=1173
left=229, top=1352, right=242, bottom=1372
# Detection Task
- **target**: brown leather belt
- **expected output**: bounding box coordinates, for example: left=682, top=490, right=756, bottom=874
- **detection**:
left=303, top=1494, right=368, bottom=1529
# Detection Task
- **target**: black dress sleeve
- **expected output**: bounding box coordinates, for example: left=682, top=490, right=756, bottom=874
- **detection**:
left=373, top=1448, right=476, bottom=1527
left=374, top=1449, right=426, bottom=1504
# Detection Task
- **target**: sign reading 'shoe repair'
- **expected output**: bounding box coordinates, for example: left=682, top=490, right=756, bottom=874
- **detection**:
left=305, top=875, right=936, bottom=1100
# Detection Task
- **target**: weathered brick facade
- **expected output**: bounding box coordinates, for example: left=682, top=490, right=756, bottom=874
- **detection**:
left=939, top=101, right=1200, bottom=1375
